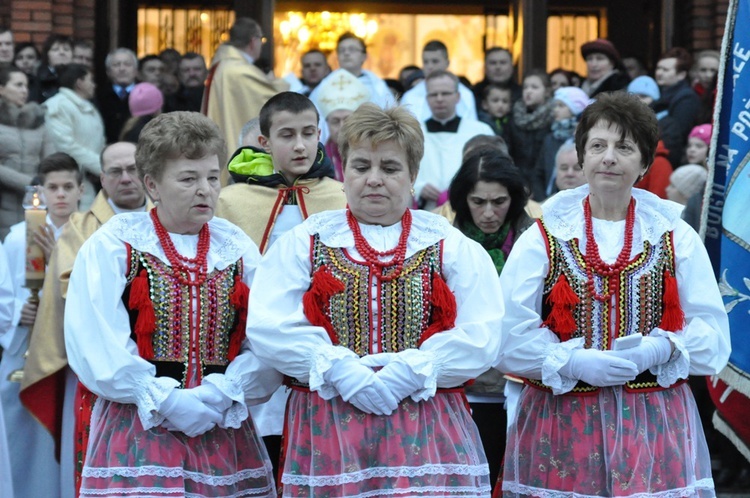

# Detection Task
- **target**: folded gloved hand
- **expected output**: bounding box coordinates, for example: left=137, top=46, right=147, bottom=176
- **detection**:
left=159, top=388, right=223, bottom=437
left=558, top=348, right=638, bottom=387
left=611, top=336, right=672, bottom=374
left=376, top=360, right=426, bottom=402
left=192, top=383, right=234, bottom=412
left=324, top=356, right=399, bottom=415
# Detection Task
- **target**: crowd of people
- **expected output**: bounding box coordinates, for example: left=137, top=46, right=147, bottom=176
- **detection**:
left=0, top=17, right=739, bottom=498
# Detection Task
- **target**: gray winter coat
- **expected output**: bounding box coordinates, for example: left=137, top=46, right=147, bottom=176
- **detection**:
left=0, top=99, right=54, bottom=240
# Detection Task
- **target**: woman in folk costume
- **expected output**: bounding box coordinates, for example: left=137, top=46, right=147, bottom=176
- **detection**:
left=495, top=92, right=730, bottom=497
left=247, top=103, right=504, bottom=497
left=64, top=112, right=281, bottom=497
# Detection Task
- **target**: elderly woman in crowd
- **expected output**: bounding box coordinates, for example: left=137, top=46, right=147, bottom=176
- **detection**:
left=64, top=112, right=280, bottom=497
left=0, top=65, right=54, bottom=239
left=247, top=103, right=503, bottom=497
left=495, top=92, right=730, bottom=497
left=580, top=38, right=630, bottom=98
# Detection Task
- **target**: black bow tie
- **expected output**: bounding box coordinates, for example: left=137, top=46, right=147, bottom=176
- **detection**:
left=425, top=116, right=460, bottom=133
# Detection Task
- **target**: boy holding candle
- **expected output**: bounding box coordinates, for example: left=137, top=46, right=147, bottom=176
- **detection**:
left=0, top=151, right=82, bottom=498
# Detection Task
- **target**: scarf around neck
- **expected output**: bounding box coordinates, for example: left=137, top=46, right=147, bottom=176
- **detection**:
left=462, top=221, right=514, bottom=274
left=512, top=98, right=555, bottom=131
left=551, top=117, right=578, bottom=140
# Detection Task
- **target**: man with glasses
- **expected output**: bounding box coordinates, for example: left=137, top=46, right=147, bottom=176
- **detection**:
left=414, top=70, right=494, bottom=210
left=19, top=142, right=152, bottom=498
left=204, top=16, right=288, bottom=184
left=309, top=32, right=394, bottom=111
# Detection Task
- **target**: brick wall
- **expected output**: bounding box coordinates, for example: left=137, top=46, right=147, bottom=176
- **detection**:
left=2, top=0, right=97, bottom=46
left=688, top=0, right=730, bottom=51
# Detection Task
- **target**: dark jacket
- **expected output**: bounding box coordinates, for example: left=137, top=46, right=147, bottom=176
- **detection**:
left=652, top=79, right=701, bottom=167
left=164, top=85, right=205, bottom=113
left=96, top=84, right=132, bottom=144
left=587, top=70, right=630, bottom=98
left=29, top=65, right=60, bottom=103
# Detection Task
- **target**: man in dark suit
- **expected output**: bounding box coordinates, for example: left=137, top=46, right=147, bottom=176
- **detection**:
left=97, top=48, right=137, bottom=143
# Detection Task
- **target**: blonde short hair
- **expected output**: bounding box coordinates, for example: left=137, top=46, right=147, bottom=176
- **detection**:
left=339, top=103, right=424, bottom=179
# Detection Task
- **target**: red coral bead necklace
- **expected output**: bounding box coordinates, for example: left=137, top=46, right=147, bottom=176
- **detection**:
left=151, top=208, right=210, bottom=286
left=346, top=208, right=412, bottom=282
left=583, top=196, right=635, bottom=302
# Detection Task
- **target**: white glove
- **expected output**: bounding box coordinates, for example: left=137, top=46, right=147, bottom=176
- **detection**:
left=611, top=336, right=672, bottom=374
left=324, top=356, right=399, bottom=415
left=376, top=360, right=426, bottom=402
left=192, top=383, right=234, bottom=412
left=159, top=389, right=223, bottom=437
left=558, top=348, right=639, bottom=387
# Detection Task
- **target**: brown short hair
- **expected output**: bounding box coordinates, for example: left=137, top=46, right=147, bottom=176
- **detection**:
left=574, top=92, right=658, bottom=171
left=135, top=111, right=225, bottom=181
left=38, top=152, right=83, bottom=184
left=339, top=103, right=424, bottom=179
left=660, top=47, right=693, bottom=74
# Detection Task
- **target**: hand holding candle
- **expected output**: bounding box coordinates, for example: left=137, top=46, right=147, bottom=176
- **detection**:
left=23, top=185, right=47, bottom=288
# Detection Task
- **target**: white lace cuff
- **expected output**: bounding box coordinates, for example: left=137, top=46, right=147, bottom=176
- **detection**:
left=308, top=345, right=359, bottom=399
left=649, top=328, right=690, bottom=387
left=135, top=376, right=181, bottom=430
left=541, top=337, right=585, bottom=395
left=393, top=349, right=438, bottom=402
left=203, top=373, right=248, bottom=429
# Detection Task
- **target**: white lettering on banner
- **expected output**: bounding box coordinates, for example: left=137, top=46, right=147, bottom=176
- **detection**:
left=731, top=111, right=750, bottom=141
left=733, top=43, right=750, bottom=84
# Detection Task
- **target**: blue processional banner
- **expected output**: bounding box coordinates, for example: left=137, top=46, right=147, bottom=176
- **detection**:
left=705, top=0, right=750, bottom=462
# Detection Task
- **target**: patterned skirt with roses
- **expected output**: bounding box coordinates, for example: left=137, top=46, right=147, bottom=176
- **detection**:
left=80, top=399, right=276, bottom=497
left=500, top=383, right=714, bottom=497
left=281, top=389, right=492, bottom=497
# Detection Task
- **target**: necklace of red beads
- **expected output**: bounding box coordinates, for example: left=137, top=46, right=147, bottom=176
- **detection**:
left=346, top=208, right=412, bottom=282
left=583, top=196, right=636, bottom=302
left=150, top=208, right=210, bottom=286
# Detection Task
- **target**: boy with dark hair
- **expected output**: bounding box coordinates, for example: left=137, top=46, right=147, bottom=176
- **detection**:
left=0, top=151, right=83, bottom=498
left=215, top=91, right=346, bottom=480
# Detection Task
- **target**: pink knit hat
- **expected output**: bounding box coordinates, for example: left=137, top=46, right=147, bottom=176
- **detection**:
left=688, top=124, right=712, bottom=146
left=129, top=82, right=164, bottom=117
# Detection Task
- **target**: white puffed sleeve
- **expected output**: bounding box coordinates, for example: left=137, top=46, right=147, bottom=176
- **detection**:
left=650, top=220, right=730, bottom=382
left=413, top=228, right=504, bottom=391
left=203, top=241, right=284, bottom=429
left=64, top=228, right=178, bottom=430
left=246, top=224, right=345, bottom=384
left=494, top=225, right=565, bottom=381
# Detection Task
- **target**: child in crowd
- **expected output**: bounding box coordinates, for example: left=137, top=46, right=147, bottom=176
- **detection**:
left=668, top=164, right=708, bottom=232
left=478, top=83, right=512, bottom=139
left=119, top=82, right=163, bottom=143
left=627, top=75, right=661, bottom=106
left=0, top=152, right=83, bottom=498
left=214, top=92, right=346, bottom=479
left=685, top=123, right=711, bottom=167
left=506, top=69, right=555, bottom=201
left=536, top=86, right=589, bottom=199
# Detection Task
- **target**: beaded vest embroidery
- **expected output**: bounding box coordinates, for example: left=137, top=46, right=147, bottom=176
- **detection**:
left=123, top=247, right=243, bottom=386
left=311, top=234, right=444, bottom=357
left=533, top=219, right=678, bottom=394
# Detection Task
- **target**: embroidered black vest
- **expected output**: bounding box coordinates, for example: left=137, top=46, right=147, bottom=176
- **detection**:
left=530, top=220, right=679, bottom=394
left=122, top=246, right=244, bottom=387
left=310, top=234, right=445, bottom=356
